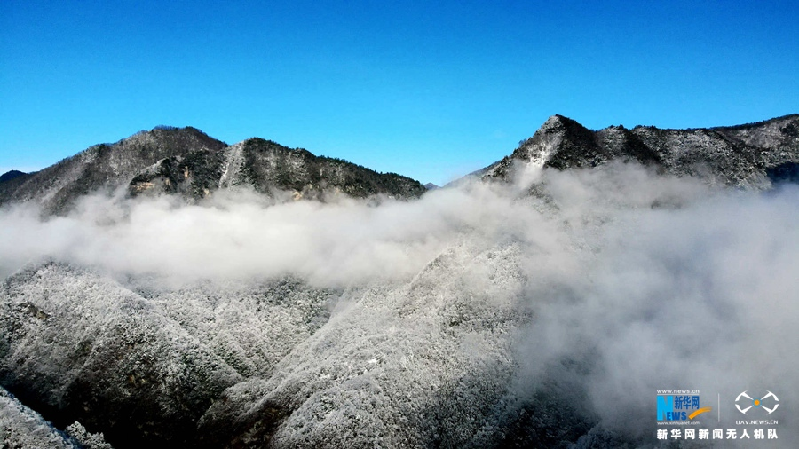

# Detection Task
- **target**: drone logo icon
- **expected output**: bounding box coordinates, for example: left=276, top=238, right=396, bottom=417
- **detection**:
left=735, top=390, right=779, bottom=415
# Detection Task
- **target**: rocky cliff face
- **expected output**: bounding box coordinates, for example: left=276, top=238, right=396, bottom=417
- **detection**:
left=483, top=114, right=799, bottom=189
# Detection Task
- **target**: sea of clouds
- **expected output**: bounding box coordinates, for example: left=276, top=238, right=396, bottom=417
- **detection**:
left=1, top=161, right=796, bottom=445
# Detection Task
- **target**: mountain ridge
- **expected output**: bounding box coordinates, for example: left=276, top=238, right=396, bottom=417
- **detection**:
left=0, top=127, right=426, bottom=214
left=482, top=113, right=799, bottom=188
left=3, top=114, right=796, bottom=216
left=130, top=137, right=426, bottom=202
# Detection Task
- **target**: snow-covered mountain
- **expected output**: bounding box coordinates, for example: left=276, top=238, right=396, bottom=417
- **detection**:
left=0, top=127, right=227, bottom=215
left=0, top=127, right=425, bottom=216
left=482, top=114, right=799, bottom=189
left=129, top=137, right=426, bottom=203
left=1, top=116, right=798, bottom=448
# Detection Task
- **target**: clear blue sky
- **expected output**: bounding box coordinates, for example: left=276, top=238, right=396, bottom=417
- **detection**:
left=1, top=1, right=797, bottom=185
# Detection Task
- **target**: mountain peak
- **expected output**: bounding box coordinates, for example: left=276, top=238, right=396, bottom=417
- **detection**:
left=537, top=114, right=584, bottom=134
left=0, top=170, right=28, bottom=184
left=480, top=115, right=597, bottom=179
left=543, top=114, right=566, bottom=126
left=118, top=126, right=225, bottom=149
left=0, top=127, right=228, bottom=214
left=545, top=113, right=575, bottom=124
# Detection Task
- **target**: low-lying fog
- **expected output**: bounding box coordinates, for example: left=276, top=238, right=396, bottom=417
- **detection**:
left=1, top=162, right=796, bottom=446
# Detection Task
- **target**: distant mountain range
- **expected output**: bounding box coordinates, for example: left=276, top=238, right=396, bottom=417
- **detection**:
left=2, top=115, right=797, bottom=215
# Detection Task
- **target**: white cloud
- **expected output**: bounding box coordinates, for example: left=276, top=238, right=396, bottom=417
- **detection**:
left=1, top=161, right=797, bottom=443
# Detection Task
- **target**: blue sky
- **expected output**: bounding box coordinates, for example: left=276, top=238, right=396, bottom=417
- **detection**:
left=1, top=0, right=797, bottom=185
